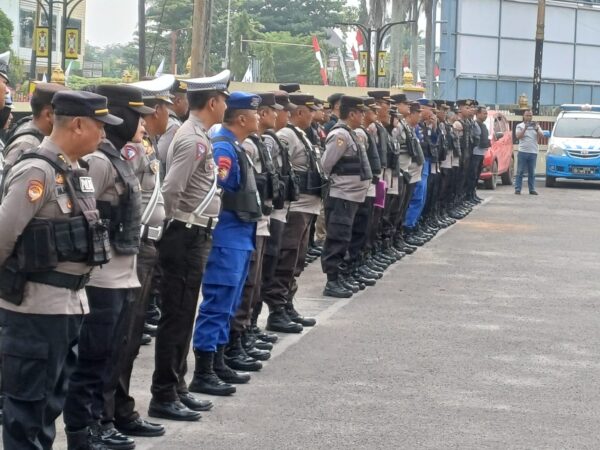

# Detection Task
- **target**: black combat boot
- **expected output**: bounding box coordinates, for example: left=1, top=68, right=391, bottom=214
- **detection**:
left=323, top=279, right=353, bottom=298
left=66, top=427, right=108, bottom=450
left=240, top=331, right=271, bottom=361
left=224, top=335, right=263, bottom=371
left=286, top=303, right=316, bottom=327
left=189, top=350, right=236, bottom=396
left=90, top=423, right=135, bottom=450
left=266, top=306, right=303, bottom=333
left=213, top=344, right=251, bottom=384
left=242, top=328, right=273, bottom=351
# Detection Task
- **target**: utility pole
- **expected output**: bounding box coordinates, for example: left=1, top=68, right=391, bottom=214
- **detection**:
left=223, top=0, right=232, bottom=68
left=139, top=0, right=146, bottom=78
left=191, top=0, right=212, bottom=77
left=29, top=1, right=41, bottom=79
left=170, top=31, right=177, bottom=75
left=532, top=0, right=546, bottom=115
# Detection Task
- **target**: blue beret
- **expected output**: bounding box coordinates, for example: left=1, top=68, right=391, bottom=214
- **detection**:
left=417, top=98, right=435, bottom=108
left=226, top=91, right=261, bottom=110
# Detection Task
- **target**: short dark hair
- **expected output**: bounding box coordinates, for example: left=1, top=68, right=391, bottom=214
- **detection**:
left=188, top=91, right=222, bottom=110
left=523, top=109, right=533, bottom=117
left=476, top=106, right=487, bottom=114
left=31, top=95, right=51, bottom=117
left=340, top=106, right=360, bottom=120
left=223, top=108, right=245, bottom=125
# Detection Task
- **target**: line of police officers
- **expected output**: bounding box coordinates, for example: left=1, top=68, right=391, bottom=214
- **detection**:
left=0, top=51, right=488, bottom=449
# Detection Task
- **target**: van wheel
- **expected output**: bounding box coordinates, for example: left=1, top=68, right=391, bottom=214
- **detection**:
left=484, top=161, right=498, bottom=190
left=501, top=156, right=514, bottom=185
left=545, top=176, right=556, bottom=187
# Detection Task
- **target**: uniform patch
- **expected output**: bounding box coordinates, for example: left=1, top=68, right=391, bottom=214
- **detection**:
left=79, top=176, right=95, bottom=193
left=197, top=143, right=207, bottom=159
left=27, top=180, right=44, bottom=202
left=217, top=156, right=232, bottom=180
left=55, top=174, right=65, bottom=185
left=150, top=160, right=160, bottom=174
left=123, top=145, right=138, bottom=160
left=143, top=138, right=154, bottom=155
left=337, top=137, right=345, bottom=147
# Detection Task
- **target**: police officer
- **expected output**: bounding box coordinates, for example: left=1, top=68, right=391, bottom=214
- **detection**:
left=255, top=91, right=303, bottom=334
left=2, top=84, right=70, bottom=175
left=149, top=73, right=229, bottom=421
left=155, top=77, right=189, bottom=174
left=324, top=92, right=343, bottom=133
left=229, top=93, right=285, bottom=367
left=468, top=105, right=488, bottom=203
left=0, top=90, right=117, bottom=450
left=189, top=91, right=261, bottom=396
left=101, top=79, right=178, bottom=439
left=321, top=96, right=371, bottom=298
left=62, top=84, right=152, bottom=450
left=433, top=101, right=457, bottom=226
left=454, top=99, right=475, bottom=212
left=262, top=93, right=320, bottom=330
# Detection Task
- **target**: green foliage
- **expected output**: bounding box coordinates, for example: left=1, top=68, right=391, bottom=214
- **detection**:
left=9, top=54, right=26, bottom=87
left=0, top=8, right=13, bottom=51
left=84, top=42, right=139, bottom=78
left=261, top=32, right=321, bottom=84
left=66, top=75, right=122, bottom=90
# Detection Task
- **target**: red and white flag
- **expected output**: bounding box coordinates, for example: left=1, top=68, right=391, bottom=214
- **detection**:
left=312, top=35, right=328, bottom=86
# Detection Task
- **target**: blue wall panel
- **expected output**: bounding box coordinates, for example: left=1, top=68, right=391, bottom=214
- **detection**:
left=476, top=80, right=496, bottom=105
left=497, top=81, right=516, bottom=104
left=574, top=85, right=592, bottom=104
left=457, top=78, right=476, bottom=99
left=555, top=84, right=574, bottom=104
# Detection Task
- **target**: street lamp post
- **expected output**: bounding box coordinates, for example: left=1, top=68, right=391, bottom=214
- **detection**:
left=336, top=22, right=372, bottom=86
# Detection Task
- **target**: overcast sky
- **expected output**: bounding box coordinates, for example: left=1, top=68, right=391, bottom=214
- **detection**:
left=86, top=0, right=361, bottom=47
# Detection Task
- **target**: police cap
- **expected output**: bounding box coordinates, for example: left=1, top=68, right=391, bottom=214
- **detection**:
left=417, top=98, right=435, bottom=108
left=322, top=101, right=331, bottom=110
left=433, top=99, right=453, bottom=110
left=274, top=91, right=297, bottom=112
left=456, top=99, right=473, bottom=108
left=390, top=93, right=409, bottom=104
left=340, top=95, right=369, bottom=112
left=52, top=90, right=123, bottom=125
left=367, top=90, right=392, bottom=103
left=31, top=83, right=71, bottom=107
left=171, top=79, right=188, bottom=94
left=256, top=92, right=284, bottom=110
left=0, top=51, right=9, bottom=84
left=409, top=102, right=422, bottom=114
left=226, top=91, right=261, bottom=110
left=289, top=93, right=318, bottom=111
left=362, top=96, right=381, bottom=110
left=129, top=74, right=176, bottom=105
left=96, top=85, right=156, bottom=115
left=279, top=83, right=301, bottom=93
left=186, top=70, right=231, bottom=96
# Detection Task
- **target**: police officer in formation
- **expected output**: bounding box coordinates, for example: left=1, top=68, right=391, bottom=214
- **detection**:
left=0, top=51, right=488, bottom=447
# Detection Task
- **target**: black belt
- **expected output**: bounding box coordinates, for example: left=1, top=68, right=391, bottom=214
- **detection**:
left=27, top=271, right=91, bottom=291
left=170, top=219, right=213, bottom=235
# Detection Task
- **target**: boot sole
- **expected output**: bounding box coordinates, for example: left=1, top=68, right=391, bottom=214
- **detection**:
left=265, top=325, right=303, bottom=333
left=148, top=408, right=202, bottom=422
left=323, top=290, right=353, bottom=298
left=188, top=385, right=237, bottom=396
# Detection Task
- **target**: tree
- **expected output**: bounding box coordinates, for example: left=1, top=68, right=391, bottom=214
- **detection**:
left=244, top=0, right=353, bottom=35
left=261, top=32, right=321, bottom=84
left=229, top=11, right=262, bottom=79
left=0, top=8, right=14, bottom=51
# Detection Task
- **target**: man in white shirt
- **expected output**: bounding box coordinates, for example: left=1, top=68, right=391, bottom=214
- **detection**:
left=515, top=110, right=544, bottom=195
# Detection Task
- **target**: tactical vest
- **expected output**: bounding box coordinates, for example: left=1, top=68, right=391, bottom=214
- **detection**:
left=286, top=124, right=327, bottom=197
left=362, top=126, right=382, bottom=176
left=247, top=134, right=282, bottom=214
left=97, top=141, right=142, bottom=255
left=459, top=118, right=472, bottom=161
left=374, top=122, right=390, bottom=168
left=0, top=148, right=112, bottom=304
left=263, top=130, right=300, bottom=203
left=478, top=121, right=491, bottom=150
left=419, top=122, right=440, bottom=162
left=446, top=122, right=462, bottom=158
left=437, top=123, right=448, bottom=162
left=212, top=136, right=262, bottom=223
left=329, top=123, right=371, bottom=181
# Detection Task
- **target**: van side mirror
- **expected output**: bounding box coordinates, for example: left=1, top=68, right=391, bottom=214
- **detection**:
left=494, top=132, right=504, bottom=140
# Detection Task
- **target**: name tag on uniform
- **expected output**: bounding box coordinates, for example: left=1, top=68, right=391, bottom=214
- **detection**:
left=79, top=177, right=95, bottom=193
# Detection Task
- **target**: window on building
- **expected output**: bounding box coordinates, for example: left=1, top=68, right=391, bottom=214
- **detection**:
left=19, top=9, right=35, bottom=48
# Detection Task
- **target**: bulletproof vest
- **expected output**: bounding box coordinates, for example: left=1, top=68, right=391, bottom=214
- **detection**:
left=374, top=122, right=390, bottom=168
left=263, top=129, right=300, bottom=202
left=459, top=118, right=472, bottom=159
left=418, top=122, right=440, bottom=161
left=437, top=123, right=448, bottom=162
left=2, top=116, right=44, bottom=153
left=445, top=122, right=461, bottom=158
left=478, top=121, right=491, bottom=150
left=247, top=134, right=281, bottom=215
left=15, top=148, right=111, bottom=269
left=362, top=126, right=382, bottom=176
left=286, top=124, right=327, bottom=197
left=97, top=141, right=142, bottom=255
left=212, top=136, right=262, bottom=223
left=328, top=123, right=371, bottom=181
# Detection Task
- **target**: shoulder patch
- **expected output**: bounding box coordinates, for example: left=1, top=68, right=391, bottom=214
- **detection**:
left=197, top=142, right=207, bottom=160
left=217, top=156, right=232, bottom=180
left=123, top=145, right=138, bottom=161
left=337, top=137, right=345, bottom=147
left=27, top=180, right=44, bottom=202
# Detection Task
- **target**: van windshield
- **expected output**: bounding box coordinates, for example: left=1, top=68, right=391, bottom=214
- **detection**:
left=554, top=117, right=600, bottom=138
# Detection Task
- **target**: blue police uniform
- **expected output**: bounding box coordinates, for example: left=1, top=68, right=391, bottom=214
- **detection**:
left=405, top=124, right=430, bottom=228
left=193, top=95, right=259, bottom=352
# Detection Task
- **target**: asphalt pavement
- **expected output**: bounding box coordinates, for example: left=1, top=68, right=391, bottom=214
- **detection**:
left=49, top=178, right=600, bottom=450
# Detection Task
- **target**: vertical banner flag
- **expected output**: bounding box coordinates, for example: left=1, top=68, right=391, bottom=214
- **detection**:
left=64, top=28, right=80, bottom=59
left=36, top=28, right=49, bottom=58
left=312, top=36, right=328, bottom=86
left=355, top=31, right=367, bottom=87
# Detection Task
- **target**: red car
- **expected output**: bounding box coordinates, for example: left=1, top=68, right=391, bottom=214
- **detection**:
left=479, top=111, right=514, bottom=189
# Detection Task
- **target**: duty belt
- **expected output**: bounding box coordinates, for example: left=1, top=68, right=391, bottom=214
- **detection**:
left=140, top=224, right=163, bottom=242
left=172, top=210, right=219, bottom=229
left=27, top=271, right=91, bottom=291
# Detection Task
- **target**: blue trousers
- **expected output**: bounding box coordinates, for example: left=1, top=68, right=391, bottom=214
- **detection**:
left=515, top=151, right=537, bottom=193
left=404, top=159, right=430, bottom=228
left=193, top=246, right=252, bottom=352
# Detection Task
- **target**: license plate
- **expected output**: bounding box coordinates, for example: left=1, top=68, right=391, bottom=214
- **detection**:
left=571, top=166, right=597, bottom=175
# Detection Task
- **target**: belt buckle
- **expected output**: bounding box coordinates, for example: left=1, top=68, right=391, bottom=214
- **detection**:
left=76, top=273, right=90, bottom=290
left=147, top=226, right=162, bottom=241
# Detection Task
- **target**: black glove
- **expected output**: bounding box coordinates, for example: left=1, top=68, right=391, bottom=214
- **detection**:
left=372, top=175, right=380, bottom=185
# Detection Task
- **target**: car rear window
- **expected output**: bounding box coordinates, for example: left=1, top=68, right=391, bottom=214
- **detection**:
left=554, top=116, right=600, bottom=138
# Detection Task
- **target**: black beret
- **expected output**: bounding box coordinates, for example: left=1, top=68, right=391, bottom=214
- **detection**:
left=52, top=90, right=123, bottom=125
left=96, top=85, right=155, bottom=115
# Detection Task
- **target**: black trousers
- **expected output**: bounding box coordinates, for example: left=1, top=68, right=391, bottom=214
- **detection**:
left=439, top=167, right=453, bottom=207
left=367, top=201, right=384, bottom=253
left=151, top=222, right=212, bottom=403
left=423, top=171, right=439, bottom=218
left=381, top=176, right=406, bottom=244
left=321, top=197, right=360, bottom=280
left=2, top=311, right=82, bottom=450
left=103, top=240, right=157, bottom=426
left=261, top=218, right=286, bottom=311
left=466, top=154, right=484, bottom=196
left=63, top=287, right=131, bottom=430
left=349, top=197, right=374, bottom=264
left=262, top=211, right=314, bottom=310
left=231, top=236, right=266, bottom=334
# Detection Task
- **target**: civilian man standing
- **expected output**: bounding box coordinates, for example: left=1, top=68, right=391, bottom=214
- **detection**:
left=515, top=109, right=543, bottom=195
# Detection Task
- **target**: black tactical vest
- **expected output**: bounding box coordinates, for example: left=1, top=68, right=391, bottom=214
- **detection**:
left=329, top=123, right=371, bottom=181
left=247, top=134, right=282, bottom=214
left=286, top=124, right=327, bottom=197
left=437, top=123, right=448, bottom=163
left=478, top=121, right=491, bottom=150
left=212, top=136, right=262, bottom=223
left=446, top=122, right=461, bottom=158
left=459, top=118, right=472, bottom=161
left=362, top=126, right=382, bottom=176
left=97, top=141, right=142, bottom=255
left=263, top=130, right=300, bottom=203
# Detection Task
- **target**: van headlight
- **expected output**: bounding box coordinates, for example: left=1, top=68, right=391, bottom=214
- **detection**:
left=548, top=144, right=565, bottom=156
